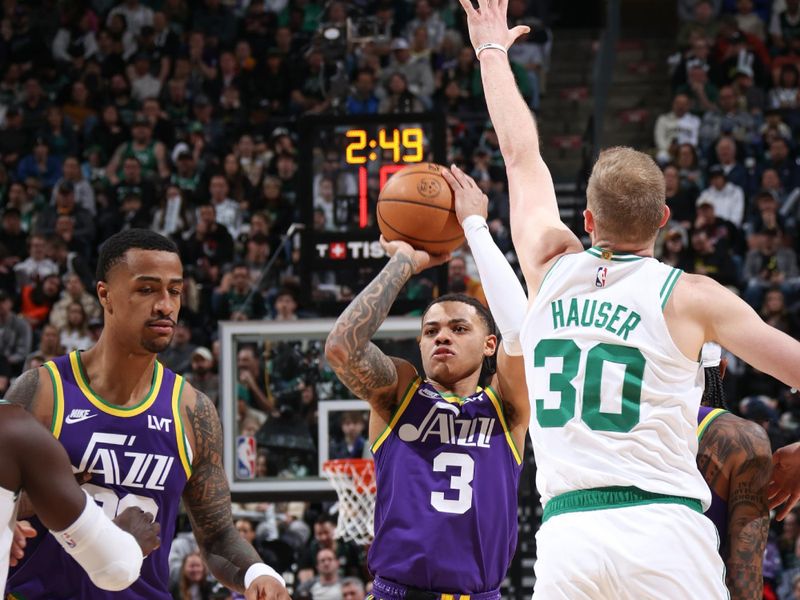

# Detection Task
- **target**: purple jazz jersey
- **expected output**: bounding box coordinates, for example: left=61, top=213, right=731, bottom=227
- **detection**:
left=697, top=406, right=729, bottom=542
left=368, top=378, right=523, bottom=593
left=7, top=351, right=192, bottom=600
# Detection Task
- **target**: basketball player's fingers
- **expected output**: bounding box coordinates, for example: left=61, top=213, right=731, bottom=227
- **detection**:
left=17, top=520, right=36, bottom=537
left=767, top=482, right=780, bottom=501
left=457, top=0, right=478, bottom=18
left=770, top=493, right=791, bottom=511
left=379, top=235, right=396, bottom=255
left=428, top=252, right=453, bottom=268
left=510, top=25, right=531, bottom=41
left=777, top=493, right=800, bottom=520
left=440, top=167, right=462, bottom=190
left=768, top=490, right=790, bottom=511
left=456, top=164, right=478, bottom=188
left=449, top=163, right=474, bottom=188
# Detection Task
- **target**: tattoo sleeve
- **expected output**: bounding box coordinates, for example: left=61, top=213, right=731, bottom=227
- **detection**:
left=183, top=391, right=261, bottom=592
left=698, top=415, right=771, bottom=600
left=4, top=368, right=39, bottom=411
left=325, top=254, right=416, bottom=409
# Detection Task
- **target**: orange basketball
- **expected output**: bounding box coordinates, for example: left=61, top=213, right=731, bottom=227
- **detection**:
left=377, top=163, right=465, bottom=255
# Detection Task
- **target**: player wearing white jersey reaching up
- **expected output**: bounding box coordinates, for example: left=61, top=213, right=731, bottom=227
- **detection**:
left=458, top=0, right=800, bottom=598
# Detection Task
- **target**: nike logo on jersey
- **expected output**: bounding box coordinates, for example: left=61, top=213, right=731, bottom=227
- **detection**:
left=65, top=409, right=97, bottom=424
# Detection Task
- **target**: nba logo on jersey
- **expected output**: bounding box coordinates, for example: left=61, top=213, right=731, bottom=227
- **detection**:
left=595, top=266, right=608, bottom=287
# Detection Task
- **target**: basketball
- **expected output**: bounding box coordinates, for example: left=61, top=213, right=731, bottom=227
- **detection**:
left=377, top=162, right=465, bottom=255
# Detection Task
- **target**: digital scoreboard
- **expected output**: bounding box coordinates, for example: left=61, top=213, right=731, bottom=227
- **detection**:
left=298, top=113, right=447, bottom=314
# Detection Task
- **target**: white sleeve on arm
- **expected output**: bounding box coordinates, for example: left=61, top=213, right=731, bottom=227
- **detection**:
left=462, top=215, right=528, bottom=355
left=51, top=492, right=144, bottom=591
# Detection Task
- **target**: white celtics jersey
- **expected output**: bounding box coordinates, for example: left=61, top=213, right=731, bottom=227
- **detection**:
left=0, top=484, right=18, bottom=592
left=520, top=247, right=711, bottom=509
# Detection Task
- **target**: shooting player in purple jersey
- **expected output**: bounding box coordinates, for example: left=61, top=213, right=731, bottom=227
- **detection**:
left=325, top=169, right=531, bottom=599
left=4, top=230, right=289, bottom=600
left=696, top=343, right=772, bottom=599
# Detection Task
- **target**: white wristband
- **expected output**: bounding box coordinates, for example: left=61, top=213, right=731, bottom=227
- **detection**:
left=475, top=43, right=507, bottom=59
left=462, top=214, right=489, bottom=234
left=245, top=563, right=286, bottom=589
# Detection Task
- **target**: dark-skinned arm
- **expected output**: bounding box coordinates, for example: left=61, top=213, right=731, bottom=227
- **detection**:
left=182, top=388, right=263, bottom=592
left=698, top=414, right=771, bottom=600
left=325, top=241, right=447, bottom=423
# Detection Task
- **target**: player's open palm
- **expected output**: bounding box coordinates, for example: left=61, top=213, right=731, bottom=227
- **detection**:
left=768, top=441, right=800, bottom=520
left=442, top=165, right=488, bottom=224
left=113, top=507, right=161, bottom=556
left=245, top=575, right=291, bottom=600
left=458, top=0, right=530, bottom=52
left=379, top=236, right=451, bottom=273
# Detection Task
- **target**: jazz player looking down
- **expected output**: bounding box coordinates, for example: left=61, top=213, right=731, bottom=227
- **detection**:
left=459, top=0, right=800, bottom=597
left=0, top=400, right=161, bottom=593
left=325, top=236, right=530, bottom=597
left=4, top=229, right=289, bottom=600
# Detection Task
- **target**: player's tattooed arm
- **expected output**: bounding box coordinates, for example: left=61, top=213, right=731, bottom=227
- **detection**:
left=183, top=390, right=262, bottom=592
left=4, top=368, right=39, bottom=411
left=325, top=253, right=417, bottom=413
left=700, top=414, right=771, bottom=600
left=4, top=366, right=53, bottom=431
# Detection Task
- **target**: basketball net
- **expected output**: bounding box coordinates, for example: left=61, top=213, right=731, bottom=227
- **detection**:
left=322, top=459, right=376, bottom=545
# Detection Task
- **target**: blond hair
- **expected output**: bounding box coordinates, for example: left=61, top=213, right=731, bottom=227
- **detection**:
left=586, top=147, right=666, bottom=244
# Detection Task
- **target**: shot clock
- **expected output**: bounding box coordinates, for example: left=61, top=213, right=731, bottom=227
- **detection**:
left=297, top=113, right=447, bottom=314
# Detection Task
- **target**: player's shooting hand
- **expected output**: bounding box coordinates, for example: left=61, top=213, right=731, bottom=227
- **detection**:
left=442, top=164, right=489, bottom=224
left=380, top=236, right=451, bottom=274
left=768, top=441, right=800, bottom=520
left=458, top=0, right=530, bottom=54
left=9, top=520, right=37, bottom=567
left=245, top=575, right=291, bottom=600
left=113, top=507, right=161, bottom=557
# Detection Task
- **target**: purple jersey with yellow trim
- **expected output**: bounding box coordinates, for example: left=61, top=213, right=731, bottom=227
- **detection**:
left=697, top=406, right=729, bottom=542
left=6, top=351, right=192, bottom=600
left=368, top=377, right=523, bottom=594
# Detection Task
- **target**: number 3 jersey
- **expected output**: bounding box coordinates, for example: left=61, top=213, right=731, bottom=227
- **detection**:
left=368, top=377, right=522, bottom=593
left=6, top=351, right=192, bottom=600
left=520, top=248, right=711, bottom=509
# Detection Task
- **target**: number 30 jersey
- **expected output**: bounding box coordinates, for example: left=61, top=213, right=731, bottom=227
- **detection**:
left=7, top=351, right=192, bottom=600
left=368, top=377, right=522, bottom=594
left=520, top=248, right=710, bottom=509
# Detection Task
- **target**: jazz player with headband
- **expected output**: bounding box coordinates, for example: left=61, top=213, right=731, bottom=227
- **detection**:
left=695, top=343, right=772, bottom=598
left=4, top=229, right=289, bottom=600
left=458, top=0, right=800, bottom=597
left=325, top=194, right=530, bottom=595
left=0, top=400, right=161, bottom=593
